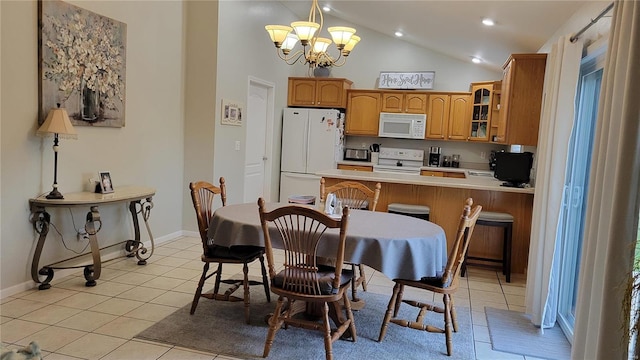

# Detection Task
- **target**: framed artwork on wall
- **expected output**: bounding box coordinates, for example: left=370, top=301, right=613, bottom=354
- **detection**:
left=38, top=0, right=127, bottom=128
left=99, top=171, right=114, bottom=194
left=221, top=98, right=244, bottom=126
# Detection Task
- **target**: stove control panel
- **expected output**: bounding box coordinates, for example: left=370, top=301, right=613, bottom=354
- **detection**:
left=379, top=147, right=424, bottom=161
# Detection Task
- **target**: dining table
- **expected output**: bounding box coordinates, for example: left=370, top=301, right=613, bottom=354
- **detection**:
left=207, top=202, right=448, bottom=281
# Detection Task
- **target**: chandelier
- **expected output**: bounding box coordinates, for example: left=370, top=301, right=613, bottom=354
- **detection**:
left=265, top=0, right=360, bottom=74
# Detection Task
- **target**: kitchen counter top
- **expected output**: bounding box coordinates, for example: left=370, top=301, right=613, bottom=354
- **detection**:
left=317, top=168, right=535, bottom=194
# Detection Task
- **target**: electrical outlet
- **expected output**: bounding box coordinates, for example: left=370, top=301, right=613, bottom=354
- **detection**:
left=235, top=140, right=240, bottom=151
left=480, top=151, right=486, bottom=159
left=77, top=229, right=88, bottom=241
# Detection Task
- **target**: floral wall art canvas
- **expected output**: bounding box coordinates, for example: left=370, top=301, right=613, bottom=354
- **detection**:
left=39, top=0, right=127, bottom=127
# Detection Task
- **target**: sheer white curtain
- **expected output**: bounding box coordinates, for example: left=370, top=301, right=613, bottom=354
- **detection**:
left=572, top=1, right=640, bottom=358
left=525, top=36, right=582, bottom=329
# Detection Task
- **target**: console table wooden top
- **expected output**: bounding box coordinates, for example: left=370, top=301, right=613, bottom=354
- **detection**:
left=30, top=185, right=156, bottom=208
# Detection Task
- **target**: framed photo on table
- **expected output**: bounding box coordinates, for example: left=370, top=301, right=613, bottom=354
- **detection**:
left=99, top=171, right=114, bottom=193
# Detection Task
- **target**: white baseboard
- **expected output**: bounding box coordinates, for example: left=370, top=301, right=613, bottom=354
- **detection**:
left=0, top=231, right=190, bottom=300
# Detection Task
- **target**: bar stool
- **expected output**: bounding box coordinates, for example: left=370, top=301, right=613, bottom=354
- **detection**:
left=387, top=203, right=431, bottom=221
left=462, top=211, right=513, bottom=282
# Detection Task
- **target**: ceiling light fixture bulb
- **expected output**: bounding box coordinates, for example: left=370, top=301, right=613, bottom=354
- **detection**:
left=482, top=18, right=495, bottom=26
left=395, top=31, right=403, bottom=37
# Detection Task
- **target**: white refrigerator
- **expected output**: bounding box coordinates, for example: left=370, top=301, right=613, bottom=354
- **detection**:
left=279, top=108, right=343, bottom=203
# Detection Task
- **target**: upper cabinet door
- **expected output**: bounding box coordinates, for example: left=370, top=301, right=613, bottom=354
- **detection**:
left=468, top=83, right=493, bottom=142
left=381, top=93, right=404, bottom=112
left=346, top=90, right=382, bottom=136
left=425, top=94, right=450, bottom=140
left=288, top=79, right=316, bottom=106
left=315, top=80, right=344, bottom=108
left=448, top=94, right=471, bottom=141
left=404, top=93, right=428, bottom=114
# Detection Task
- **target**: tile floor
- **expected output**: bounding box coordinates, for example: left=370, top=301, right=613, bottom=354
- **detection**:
left=1, top=235, right=537, bottom=359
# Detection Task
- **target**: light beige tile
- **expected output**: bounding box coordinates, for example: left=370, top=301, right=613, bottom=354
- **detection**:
left=56, top=310, right=117, bottom=332
left=474, top=341, right=525, bottom=360
left=133, top=263, right=175, bottom=276
left=56, top=333, right=127, bottom=359
left=162, top=268, right=202, bottom=281
left=94, top=316, right=155, bottom=339
left=505, top=293, right=525, bottom=307
left=152, top=246, right=182, bottom=256
left=116, top=286, right=166, bottom=303
left=110, top=272, right=157, bottom=286
left=468, top=281, right=503, bottom=293
left=142, top=277, right=187, bottom=291
left=363, top=284, right=394, bottom=296
left=158, top=347, right=215, bottom=360
left=123, top=303, right=178, bottom=322
left=508, top=305, right=526, bottom=312
left=470, top=289, right=507, bottom=303
left=1, top=316, right=11, bottom=324
left=471, top=310, right=488, bottom=326
left=160, top=241, right=193, bottom=250
left=40, top=353, right=85, bottom=359
left=80, top=281, right=134, bottom=297
left=0, top=319, right=48, bottom=343
left=473, top=324, right=491, bottom=342
left=104, top=259, right=143, bottom=271
left=215, top=354, right=247, bottom=360
left=171, top=280, right=199, bottom=294
left=502, top=284, right=526, bottom=296
left=89, top=298, right=145, bottom=316
left=19, top=304, right=82, bottom=325
left=179, top=260, right=206, bottom=271
left=94, top=267, right=130, bottom=281
left=471, top=299, right=508, bottom=312
left=54, top=292, right=110, bottom=310
left=100, top=339, right=172, bottom=360
left=0, top=299, right=48, bottom=318
left=149, top=291, right=193, bottom=308
left=152, top=256, right=190, bottom=268
left=15, top=325, right=85, bottom=352
left=20, top=288, right=77, bottom=304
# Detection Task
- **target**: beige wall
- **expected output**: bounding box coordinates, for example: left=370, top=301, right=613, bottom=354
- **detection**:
left=1, top=0, right=185, bottom=294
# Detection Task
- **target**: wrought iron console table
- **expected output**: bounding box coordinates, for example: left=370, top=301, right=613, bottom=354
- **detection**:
left=29, top=186, right=156, bottom=290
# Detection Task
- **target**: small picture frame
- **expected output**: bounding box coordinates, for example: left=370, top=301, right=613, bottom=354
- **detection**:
left=99, top=171, right=114, bottom=193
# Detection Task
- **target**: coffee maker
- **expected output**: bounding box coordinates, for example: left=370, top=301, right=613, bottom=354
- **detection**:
left=429, top=146, right=441, bottom=167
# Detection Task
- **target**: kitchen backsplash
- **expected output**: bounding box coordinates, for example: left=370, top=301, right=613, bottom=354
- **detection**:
left=344, top=136, right=517, bottom=171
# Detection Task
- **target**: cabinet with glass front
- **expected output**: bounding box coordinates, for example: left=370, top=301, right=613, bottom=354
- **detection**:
left=468, top=81, right=496, bottom=141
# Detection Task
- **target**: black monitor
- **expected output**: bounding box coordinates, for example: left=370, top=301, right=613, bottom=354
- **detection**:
left=494, top=151, right=534, bottom=187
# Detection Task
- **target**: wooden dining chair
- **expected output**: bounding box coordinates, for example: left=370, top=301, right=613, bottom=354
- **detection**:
left=258, top=198, right=357, bottom=360
left=189, top=179, right=270, bottom=324
left=320, top=177, right=381, bottom=302
left=377, top=198, right=481, bottom=356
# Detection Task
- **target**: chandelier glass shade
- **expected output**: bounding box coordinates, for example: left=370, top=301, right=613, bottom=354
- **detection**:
left=265, top=0, right=360, bottom=73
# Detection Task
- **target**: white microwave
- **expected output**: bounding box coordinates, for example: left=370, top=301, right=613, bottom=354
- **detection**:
left=378, top=112, right=427, bottom=139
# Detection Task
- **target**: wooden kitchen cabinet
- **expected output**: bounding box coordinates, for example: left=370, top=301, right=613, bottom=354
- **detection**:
left=468, top=81, right=499, bottom=142
left=494, top=54, right=547, bottom=146
left=337, top=164, right=373, bottom=172
left=425, top=93, right=471, bottom=140
left=420, top=170, right=466, bottom=178
left=381, top=91, right=428, bottom=114
left=287, top=77, right=353, bottom=108
left=345, top=90, right=382, bottom=136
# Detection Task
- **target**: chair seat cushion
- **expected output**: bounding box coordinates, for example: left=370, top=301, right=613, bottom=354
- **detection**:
left=205, top=244, right=264, bottom=260
left=273, top=264, right=353, bottom=295
left=388, top=203, right=431, bottom=215
left=478, top=211, right=514, bottom=222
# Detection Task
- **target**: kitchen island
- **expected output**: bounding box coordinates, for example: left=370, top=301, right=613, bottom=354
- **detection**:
left=316, top=168, right=534, bottom=274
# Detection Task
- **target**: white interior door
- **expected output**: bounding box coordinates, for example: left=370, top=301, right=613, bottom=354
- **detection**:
left=244, top=78, right=274, bottom=203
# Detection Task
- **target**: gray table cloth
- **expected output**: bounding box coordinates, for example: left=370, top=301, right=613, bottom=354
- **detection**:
left=207, top=202, right=448, bottom=281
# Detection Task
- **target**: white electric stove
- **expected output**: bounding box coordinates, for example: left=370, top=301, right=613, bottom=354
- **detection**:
left=373, top=147, right=424, bottom=175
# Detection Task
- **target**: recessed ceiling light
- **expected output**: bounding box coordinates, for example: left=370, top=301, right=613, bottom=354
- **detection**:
left=322, top=5, right=331, bottom=12
left=482, top=18, right=495, bottom=26
left=471, top=57, right=482, bottom=64
left=395, top=31, right=403, bottom=37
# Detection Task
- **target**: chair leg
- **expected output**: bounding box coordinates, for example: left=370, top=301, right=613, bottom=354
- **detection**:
left=505, top=223, right=513, bottom=283
left=378, top=282, right=401, bottom=342
left=190, top=262, right=209, bottom=315
left=351, top=263, right=360, bottom=302
left=212, top=263, right=223, bottom=296
left=342, top=293, right=357, bottom=342
left=449, top=294, right=458, bottom=333
left=243, top=263, right=250, bottom=324
left=263, top=296, right=285, bottom=358
left=358, top=264, right=367, bottom=291
left=393, top=283, right=405, bottom=317
left=322, top=302, right=333, bottom=360
left=259, top=255, right=271, bottom=302
left=443, top=294, right=453, bottom=356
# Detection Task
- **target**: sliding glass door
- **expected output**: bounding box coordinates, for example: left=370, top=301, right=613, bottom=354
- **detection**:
left=556, top=49, right=604, bottom=341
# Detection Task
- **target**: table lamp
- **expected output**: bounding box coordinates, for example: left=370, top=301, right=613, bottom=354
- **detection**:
left=37, top=104, right=78, bottom=199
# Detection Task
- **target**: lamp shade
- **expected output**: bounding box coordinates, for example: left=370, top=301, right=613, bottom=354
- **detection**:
left=328, top=26, right=356, bottom=49
left=37, top=108, right=78, bottom=139
left=265, top=25, right=292, bottom=47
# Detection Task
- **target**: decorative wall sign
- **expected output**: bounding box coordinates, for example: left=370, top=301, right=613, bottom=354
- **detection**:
left=39, top=0, right=127, bottom=127
left=221, top=99, right=244, bottom=126
left=378, top=71, right=435, bottom=90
